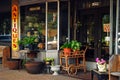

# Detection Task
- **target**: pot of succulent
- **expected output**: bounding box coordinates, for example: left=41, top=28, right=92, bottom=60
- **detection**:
left=70, top=40, right=82, bottom=55
left=60, top=41, right=71, bottom=56
left=43, top=57, right=54, bottom=65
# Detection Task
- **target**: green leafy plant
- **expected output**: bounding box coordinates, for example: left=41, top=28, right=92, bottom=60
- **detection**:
left=18, top=36, right=37, bottom=47
left=60, top=42, right=71, bottom=49
left=60, top=40, right=81, bottom=51
left=70, top=40, right=82, bottom=51
left=60, top=40, right=82, bottom=55
left=22, top=36, right=36, bottom=45
left=43, top=57, right=54, bottom=66
left=43, top=57, right=54, bottom=62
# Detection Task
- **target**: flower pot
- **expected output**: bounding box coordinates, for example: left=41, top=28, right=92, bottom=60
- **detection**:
left=27, top=51, right=37, bottom=59
left=45, top=61, right=52, bottom=65
left=63, top=48, right=71, bottom=56
left=25, top=62, right=45, bottom=74
left=73, top=50, right=79, bottom=55
left=51, top=65, right=60, bottom=75
left=97, top=63, right=107, bottom=72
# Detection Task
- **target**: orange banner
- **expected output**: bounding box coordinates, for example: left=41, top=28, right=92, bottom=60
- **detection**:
left=12, top=4, right=19, bottom=51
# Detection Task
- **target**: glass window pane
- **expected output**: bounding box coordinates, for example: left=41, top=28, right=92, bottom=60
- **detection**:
left=20, top=3, right=46, bottom=50
left=47, top=2, right=57, bottom=50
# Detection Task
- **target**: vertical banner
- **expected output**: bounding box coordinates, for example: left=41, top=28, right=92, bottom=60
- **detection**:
left=12, top=0, right=19, bottom=58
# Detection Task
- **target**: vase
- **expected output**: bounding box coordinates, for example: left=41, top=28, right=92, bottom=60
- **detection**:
left=97, top=63, right=107, bottom=72
left=51, top=65, right=60, bottom=75
left=25, top=62, right=45, bottom=74
left=63, top=48, right=71, bottom=56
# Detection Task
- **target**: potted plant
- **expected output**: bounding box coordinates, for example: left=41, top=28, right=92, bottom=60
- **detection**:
left=70, top=40, right=82, bottom=54
left=43, top=57, right=54, bottom=66
left=18, top=36, right=37, bottom=50
left=60, top=40, right=82, bottom=55
left=60, top=41, right=71, bottom=56
left=96, top=58, right=107, bottom=72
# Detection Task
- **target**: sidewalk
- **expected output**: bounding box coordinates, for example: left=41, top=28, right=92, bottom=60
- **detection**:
left=0, top=64, right=80, bottom=80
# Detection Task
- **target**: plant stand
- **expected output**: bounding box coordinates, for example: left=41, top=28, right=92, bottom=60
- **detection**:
left=51, top=65, right=60, bottom=75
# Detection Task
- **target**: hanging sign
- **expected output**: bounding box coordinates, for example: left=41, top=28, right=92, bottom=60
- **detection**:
left=12, top=4, right=19, bottom=51
left=103, top=23, right=110, bottom=32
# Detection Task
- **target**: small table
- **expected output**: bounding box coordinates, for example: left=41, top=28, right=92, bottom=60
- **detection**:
left=45, top=64, right=51, bottom=74
left=91, top=69, right=108, bottom=80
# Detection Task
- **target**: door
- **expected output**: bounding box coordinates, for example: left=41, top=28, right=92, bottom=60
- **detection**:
left=81, top=14, right=101, bottom=61
left=77, top=9, right=110, bottom=61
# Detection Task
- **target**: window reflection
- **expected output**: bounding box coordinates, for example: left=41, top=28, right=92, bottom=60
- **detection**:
left=20, top=3, right=45, bottom=50
left=47, top=2, right=57, bottom=50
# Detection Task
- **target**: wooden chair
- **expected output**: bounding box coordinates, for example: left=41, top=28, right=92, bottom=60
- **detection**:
left=109, top=54, right=120, bottom=80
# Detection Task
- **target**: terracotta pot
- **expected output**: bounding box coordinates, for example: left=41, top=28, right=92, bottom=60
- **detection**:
left=25, top=62, right=45, bottom=74
left=63, top=48, right=71, bottom=56
left=7, top=60, right=19, bottom=70
left=27, top=51, right=37, bottom=58
left=73, top=50, right=79, bottom=55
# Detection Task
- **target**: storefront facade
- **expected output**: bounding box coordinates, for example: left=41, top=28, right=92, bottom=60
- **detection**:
left=0, top=0, right=120, bottom=67
left=17, top=0, right=112, bottom=63
left=13, top=0, right=69, bottom=64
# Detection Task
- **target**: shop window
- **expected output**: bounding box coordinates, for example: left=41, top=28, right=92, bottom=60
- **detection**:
left=47, top=2, right=57, bottom=50
left=20, top=3, right=45, bottom=50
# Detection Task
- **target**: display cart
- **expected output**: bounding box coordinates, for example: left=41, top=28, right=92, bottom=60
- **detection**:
left=59, top=49, right=87, bottom=75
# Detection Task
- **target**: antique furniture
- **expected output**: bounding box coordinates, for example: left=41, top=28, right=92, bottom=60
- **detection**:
left=59, top=46, right=87, bottom=75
